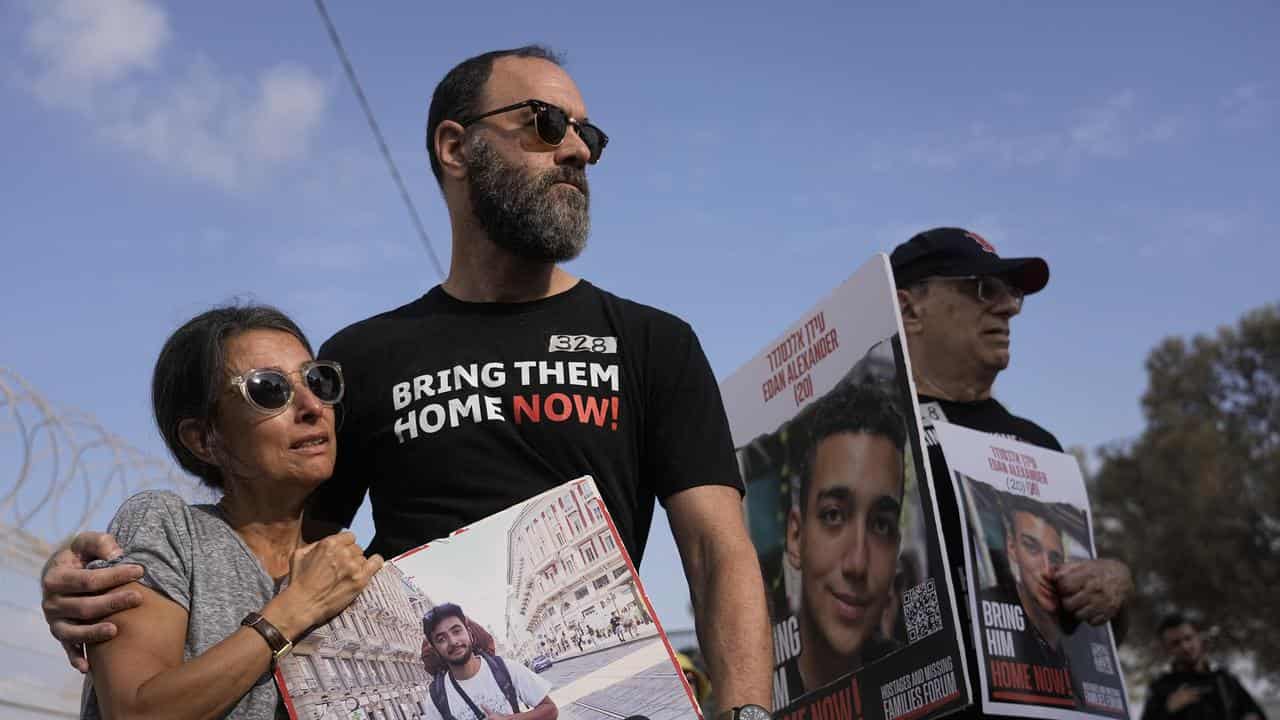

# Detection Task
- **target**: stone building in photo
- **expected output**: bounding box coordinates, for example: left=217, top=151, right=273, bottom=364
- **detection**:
left=505, top=478, right=655, bottom=664
left=278, top=562, right=434, bottom=720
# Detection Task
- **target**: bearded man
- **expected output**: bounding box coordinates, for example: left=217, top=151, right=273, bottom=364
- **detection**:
left=40, top=46, right=772, bottom=717
left=421, top=603, right=556, bottom=720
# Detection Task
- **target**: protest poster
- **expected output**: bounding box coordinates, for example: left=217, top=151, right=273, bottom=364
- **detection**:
left=932, top=421, right=1129, bottom=720
left=721, top=254, right=971, bottom=720
left=275, top=476, right=702, bottom=720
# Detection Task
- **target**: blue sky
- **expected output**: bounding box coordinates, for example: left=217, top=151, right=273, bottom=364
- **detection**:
left=2, top=0, right=1277, bottom=697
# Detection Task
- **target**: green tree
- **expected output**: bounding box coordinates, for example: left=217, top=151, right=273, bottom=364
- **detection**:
left=1092, top=304, right=1279, bottom=680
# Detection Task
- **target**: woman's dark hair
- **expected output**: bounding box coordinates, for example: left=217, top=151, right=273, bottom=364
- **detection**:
left=425, top=44, right=563, bottom=185
left=152, top=304, right=312, bottom=490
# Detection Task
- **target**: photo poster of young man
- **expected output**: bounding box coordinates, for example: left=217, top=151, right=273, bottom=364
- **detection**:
left=274, top=476, right=703, bottom=720
left=933, top=422, right=1129, bottom=720
left=721, top=254, right=971, bottom=720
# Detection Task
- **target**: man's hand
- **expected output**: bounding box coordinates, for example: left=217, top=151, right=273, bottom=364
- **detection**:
left=40, top=531, right=144, bottom=672
left=1051, top=558, right=1133, bottom=626
left=1166, top=684, right=1207, bottom=714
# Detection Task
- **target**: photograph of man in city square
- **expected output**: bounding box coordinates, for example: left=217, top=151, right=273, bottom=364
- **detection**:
left=278, top=477, right=702, bottom=720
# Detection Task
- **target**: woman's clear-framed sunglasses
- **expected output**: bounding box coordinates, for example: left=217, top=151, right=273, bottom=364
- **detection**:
left=229, top=360, right=344, bottom=415
left=459, top=99, right=609, bottom=164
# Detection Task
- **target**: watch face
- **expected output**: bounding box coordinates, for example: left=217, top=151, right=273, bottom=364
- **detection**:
left=737, top=705, right=772, bottom=720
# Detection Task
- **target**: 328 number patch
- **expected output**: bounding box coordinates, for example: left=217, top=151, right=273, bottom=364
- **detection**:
left=548, top=334, right=618, bottom=353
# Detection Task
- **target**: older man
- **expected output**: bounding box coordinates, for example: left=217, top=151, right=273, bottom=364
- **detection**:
left=42, top=46, right=772, bottom=717
left=893, top=227, right=1134, bottom=715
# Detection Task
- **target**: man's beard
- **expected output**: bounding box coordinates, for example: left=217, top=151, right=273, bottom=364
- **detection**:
left=466, top=135, right=591, bottom=263
left=446, top=646, right=473, bottom=668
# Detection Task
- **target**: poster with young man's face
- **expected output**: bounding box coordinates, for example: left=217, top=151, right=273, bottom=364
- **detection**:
left=721, top=255, right=970, bottom=719
left=934, top=422, right=1129, bottom=720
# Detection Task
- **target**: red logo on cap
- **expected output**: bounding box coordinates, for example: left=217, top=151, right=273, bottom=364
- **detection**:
left=965, top=231, right=997, bottom=254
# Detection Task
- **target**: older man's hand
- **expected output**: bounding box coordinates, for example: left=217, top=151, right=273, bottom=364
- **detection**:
left=1051, top=558, right=1133, bottom=626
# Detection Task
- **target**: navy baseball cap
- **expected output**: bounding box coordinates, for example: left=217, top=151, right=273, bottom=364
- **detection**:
left=890, top=227, right=1049, bottom=294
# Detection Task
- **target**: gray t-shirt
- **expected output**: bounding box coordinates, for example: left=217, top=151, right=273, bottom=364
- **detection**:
left=81, top=490, right=283, bottom=719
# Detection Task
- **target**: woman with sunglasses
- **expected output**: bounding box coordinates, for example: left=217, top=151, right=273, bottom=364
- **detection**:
left=81, top=305, right=384, bottom=720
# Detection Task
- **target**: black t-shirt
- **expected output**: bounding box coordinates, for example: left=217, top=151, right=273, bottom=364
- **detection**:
left=1142, top=667, right=1267, bottom=720
left=918, top=393, right=1063, bottom=554
left=918, top=395, right=1063, bottom=458
left=311, top=280, right=742, bottom=562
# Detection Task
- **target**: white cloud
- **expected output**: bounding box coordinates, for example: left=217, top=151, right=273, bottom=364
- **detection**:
left=102, top=59, right=328, bottom=189
left=249, top=64, right=329, bottom=164
left=1221, top=83, right=1273, bottom=130
left=22, top=0, right=170, bottom=108
left=1067, top=90, right=1137, bottom=157
left=890, top=91, right=1182, bottom=172
left=1136, top=209, right=1254, bottom=260
left=1139, top=116, right=1181, bottom=143
left=18, top=0, right=328, bottom=191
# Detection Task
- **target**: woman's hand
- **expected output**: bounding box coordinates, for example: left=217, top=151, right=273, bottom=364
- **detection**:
left=267, top=532, right=383, bottom=637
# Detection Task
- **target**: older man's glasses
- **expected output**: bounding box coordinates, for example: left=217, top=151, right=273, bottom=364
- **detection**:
left=229, top=361, right=344, bottom=415
left=930, top=275, right=1025, bottom=309
left=460, top=99, right=608, bottom=164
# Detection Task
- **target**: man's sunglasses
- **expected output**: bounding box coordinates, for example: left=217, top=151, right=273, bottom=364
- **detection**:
left=929, top=275, right=1025, bottom=309
left=229, top=360, right=345, bottom=415
left=459, top=99, right=608, bottom=164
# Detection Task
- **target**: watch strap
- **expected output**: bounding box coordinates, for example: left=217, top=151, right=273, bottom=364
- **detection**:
left=241, top=611, right=293, bottom=663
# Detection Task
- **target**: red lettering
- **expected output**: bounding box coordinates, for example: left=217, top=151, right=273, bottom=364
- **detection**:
left=1032, top=665, right=1073, bottom=696
left=513, top=393, right=619, bottom=428
left=513, top=394, right=539, bottom=424
left=574, top=394, right=609, bottom=426
left=545, top=393, right=572, bottom=421
left=836, top=687, right=852, bottom=720
left=991, top=660, right=1032, bottom=690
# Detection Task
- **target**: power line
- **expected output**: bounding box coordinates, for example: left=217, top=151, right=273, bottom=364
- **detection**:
left=310, top=0, right=446, bottom=280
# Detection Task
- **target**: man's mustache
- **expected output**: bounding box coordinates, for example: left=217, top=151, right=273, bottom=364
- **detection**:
left=544, top=166, right=589, bottom=197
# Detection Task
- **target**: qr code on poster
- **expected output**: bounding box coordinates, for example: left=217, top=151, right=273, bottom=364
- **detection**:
left=1091, top=643, right=1116, bottom=675
left=902, top=578, right=943, bottom=642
